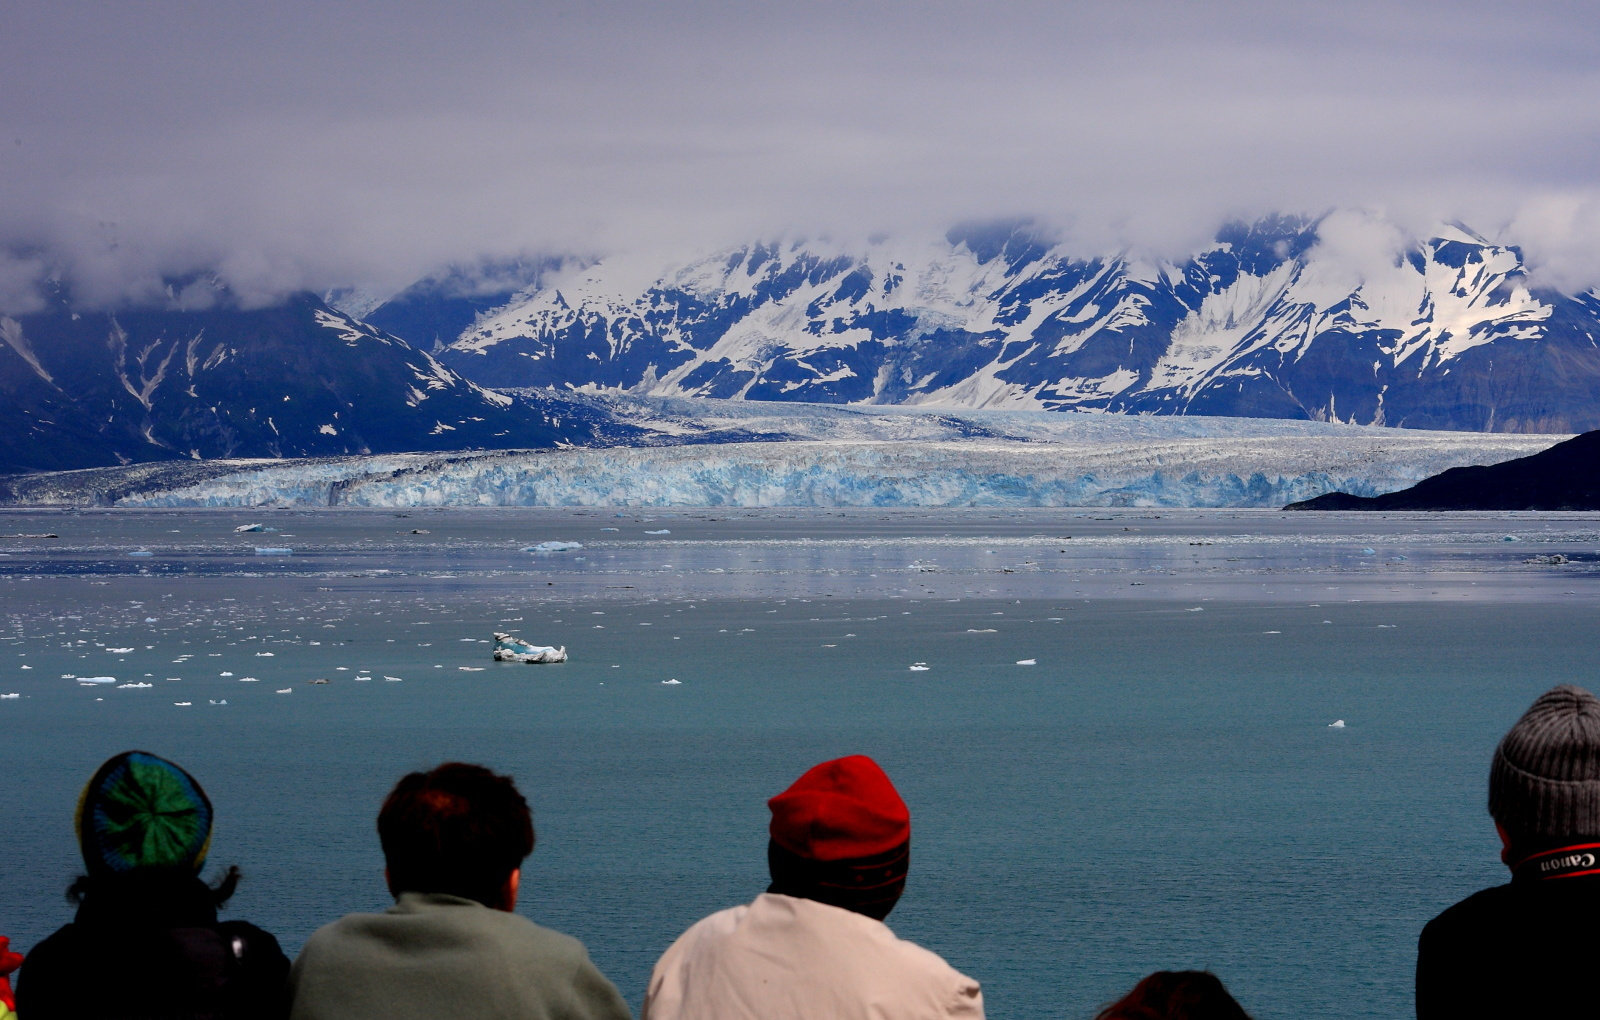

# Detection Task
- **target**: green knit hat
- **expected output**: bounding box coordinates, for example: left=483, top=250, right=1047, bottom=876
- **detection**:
left=75, top=751, right=214, bottom=875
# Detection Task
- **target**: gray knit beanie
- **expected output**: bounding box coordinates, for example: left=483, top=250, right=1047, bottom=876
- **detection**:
left=1489, top=685, right=1600, bottom=838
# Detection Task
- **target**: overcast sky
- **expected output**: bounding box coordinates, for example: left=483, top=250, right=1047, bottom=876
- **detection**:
left=2, top=0, right=1598, bottom=308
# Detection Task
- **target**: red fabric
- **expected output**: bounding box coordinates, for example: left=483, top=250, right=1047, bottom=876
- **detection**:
left=0, top=936, right=23, bottom=1010
left=768, top=755, right=910, bottom=861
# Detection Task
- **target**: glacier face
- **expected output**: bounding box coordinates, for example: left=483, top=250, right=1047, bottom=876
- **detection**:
left=117, top=407, right=1560, bottom=509
left=428, top=216, right=1600, bottom=433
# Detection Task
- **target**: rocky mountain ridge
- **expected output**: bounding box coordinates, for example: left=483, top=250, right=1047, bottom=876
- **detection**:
left=418, top=216, right=1600, bottom=432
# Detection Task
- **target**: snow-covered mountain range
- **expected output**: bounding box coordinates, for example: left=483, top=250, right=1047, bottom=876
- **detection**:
left=0, top=286, right=636, bottom=473
left=420, top=216, right=1600, bottom=432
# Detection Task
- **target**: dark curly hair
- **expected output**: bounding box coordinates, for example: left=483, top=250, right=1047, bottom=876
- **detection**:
left=378, top=762, right=534, bottom=909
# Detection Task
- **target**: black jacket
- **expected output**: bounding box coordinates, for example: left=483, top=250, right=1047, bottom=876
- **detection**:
left=1417, top=873, right=1600, bottom=1018
left=17, top=874, right=289, bottom=1020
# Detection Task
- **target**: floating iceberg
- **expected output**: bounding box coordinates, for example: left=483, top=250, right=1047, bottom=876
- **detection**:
left=77, top=676, right=117, bottom=684
left=525, top=541, right=583, bottom=553
left=254, top=547, right=292, bottom=556
left=492, top=632, right=568, bottom=664
left=234, top=523, right=266, bottom=532
left=115, top=682, right=153, bottom=689
left=1329, top=719, right=1347, bottom=729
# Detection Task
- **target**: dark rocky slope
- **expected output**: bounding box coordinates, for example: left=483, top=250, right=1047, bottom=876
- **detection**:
left=1287, top=430, right=1600, bottom=510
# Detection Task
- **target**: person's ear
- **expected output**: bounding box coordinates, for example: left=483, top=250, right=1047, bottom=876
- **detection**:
left=1496, top=823, right=1513, bottom=867
left=501, top=868, right=521, bottom=912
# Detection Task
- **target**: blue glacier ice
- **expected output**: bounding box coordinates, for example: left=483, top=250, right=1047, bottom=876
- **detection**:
left=115, top=406, right=1560, bottom=509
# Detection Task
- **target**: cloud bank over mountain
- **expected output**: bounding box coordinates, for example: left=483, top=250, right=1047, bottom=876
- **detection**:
left=2, top=0, right=1598, bottom=308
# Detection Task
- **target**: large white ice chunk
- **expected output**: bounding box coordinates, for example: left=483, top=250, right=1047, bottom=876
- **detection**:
left=525, top=541, right=583, bottom=552
left=492, top=633, right=568, bottom=664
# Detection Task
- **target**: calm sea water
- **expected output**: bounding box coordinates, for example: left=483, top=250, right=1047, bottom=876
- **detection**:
left=4, top=507, right=1600, bottom=1019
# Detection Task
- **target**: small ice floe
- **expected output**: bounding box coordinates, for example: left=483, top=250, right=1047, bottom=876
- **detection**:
left=275, top=688, right=292, bottom=694
left=115, top=682, right=153, bottom=689
left=459, top=666, right=485, bottom=671
left=174, top=701, right=192, bottom=707
left=491, top=632, right=568, bottom=664
left=307, top=678, right=329, bottom=684
left=209, top=699, right=227, bottom=705
left=1185, top=607, right=1204, bottom=612
left=144, top=616, right=159, bottom=623
left=1263, top=630, right=1282, bottom=634
left=1328, top=719, right=1346, bottom=729
left=410, top=529, right=430, bottom=534
left=128, top=550, right=153, bottom=558
left=19, top=665, right=29, bottom=670
left=355, top=675, right=372, bottom=682
left=1502, top=535, right=1518, bottom=542
left=1360, top=548, right=1376, bottom=555
left=384, top=676, right=403, bottom=682
left=600, top=527, right=619, bottom=531
left=220, top=671, right=234, bottom=677
left=237, top=677, right=259, bottom=682
left=77, top=677, right=117, bottom=684
left=234, top=523, right=266, bottom=533
left=255, top=652, right=275, bottom=657
left=1, top=693, right=19, bottom=699
left=967, top=628, right=998, bottom=633
left=909, top=663, right=930, bottom=671
left=1016, top=659, right=1037, bottom=666
left=1524, top=554, right=1570, bottom=565
left=662, top=678, right=681, bottom=685
left=1377, top=624, right=1396, bottom=629
left=106, top=647, right=134, bottom=654
left=524, top=541, right=583, bottom=553
left=254, top=547, right=292, bottom=556
left=644, top=529, right=671, bottom=535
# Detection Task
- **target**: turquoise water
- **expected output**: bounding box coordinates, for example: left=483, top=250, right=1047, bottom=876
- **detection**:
left=4, top=507, right=1600, bottom=1018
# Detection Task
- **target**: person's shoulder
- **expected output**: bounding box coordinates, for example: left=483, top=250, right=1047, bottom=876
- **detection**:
left=881, top=926, right=978, bottom=987
left=1421, top=882, right=1513, bottom=944
left=493, top=910, right=593, bottom=961
left=15, top=924, right=79, bottom=982
left=655, top=902, right=749, bottom=963
left=295, top=908, right=397, bottom=961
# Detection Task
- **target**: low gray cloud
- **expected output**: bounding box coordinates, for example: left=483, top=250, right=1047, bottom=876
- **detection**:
left=2, top=0, right=1597, bottom=309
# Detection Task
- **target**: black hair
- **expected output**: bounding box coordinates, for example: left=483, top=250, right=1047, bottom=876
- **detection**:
left=1095, top=971, right=1252, bottom=1020
left=378, top=762, right=534, bottom=909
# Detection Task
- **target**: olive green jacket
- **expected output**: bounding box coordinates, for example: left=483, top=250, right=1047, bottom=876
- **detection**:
left=290, top=893, right=631, bottom=1020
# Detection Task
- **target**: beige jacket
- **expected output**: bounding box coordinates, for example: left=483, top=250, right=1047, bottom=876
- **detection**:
left=642, top=893, right=983, bottom=1020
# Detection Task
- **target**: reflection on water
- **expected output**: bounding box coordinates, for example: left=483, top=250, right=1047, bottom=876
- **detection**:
left=2, top=507, right=1599, bottom=1020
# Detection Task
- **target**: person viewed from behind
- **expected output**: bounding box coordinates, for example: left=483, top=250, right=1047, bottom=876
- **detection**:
left=642, top=754, right=983, bottom=1020
left=289, top=762, right=630, bottom=1020
left=1417, top=684, right=1600, bottom=1018
left=17, top=751, right=289, bottom=1020
left=1095, top=971, right=1252, bottom=1020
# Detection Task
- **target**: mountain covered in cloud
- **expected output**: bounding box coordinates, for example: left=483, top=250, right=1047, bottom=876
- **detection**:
left=0, top=287, right=633, bottom=473
left=416, top=216, right=1600, bottom=433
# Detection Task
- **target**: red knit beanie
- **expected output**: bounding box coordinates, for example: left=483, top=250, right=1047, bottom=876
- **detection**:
left=768, top=755, right=910, bottom=861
